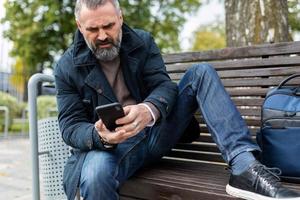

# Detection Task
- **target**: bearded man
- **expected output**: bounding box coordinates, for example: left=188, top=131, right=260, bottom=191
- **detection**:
left=54, top=0, right=300, bottom=199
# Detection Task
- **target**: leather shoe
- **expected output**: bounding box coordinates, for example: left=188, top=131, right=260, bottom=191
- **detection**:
left=226, top=161, right=300, bottom=199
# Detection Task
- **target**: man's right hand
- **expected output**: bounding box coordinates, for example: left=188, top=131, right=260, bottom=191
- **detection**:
left=94, top=119, right=127, bottom=144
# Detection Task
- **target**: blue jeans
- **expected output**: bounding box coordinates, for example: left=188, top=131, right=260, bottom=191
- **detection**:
left=79, top=64, right=260, bottom=200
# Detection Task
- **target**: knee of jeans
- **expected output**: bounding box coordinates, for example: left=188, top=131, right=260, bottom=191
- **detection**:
left=188, top=63, right=216, bottom=77
left=86, top=167, right=114, bottom=185
left=80, top=153, right=117, bottom=192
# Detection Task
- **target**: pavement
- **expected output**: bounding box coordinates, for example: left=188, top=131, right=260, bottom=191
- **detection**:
left=0, top=137, right=32, bottom=200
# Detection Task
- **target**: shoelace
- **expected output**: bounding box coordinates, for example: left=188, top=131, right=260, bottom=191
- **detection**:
left=254, top=164, right=282, bottom=192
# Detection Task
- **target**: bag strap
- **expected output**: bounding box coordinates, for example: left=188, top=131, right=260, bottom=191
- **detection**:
left=278, top=74, right=300, bottom=89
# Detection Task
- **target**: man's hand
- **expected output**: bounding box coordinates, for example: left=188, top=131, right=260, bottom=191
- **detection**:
left=94, top=120, right=126, bottom=144
left=115, top=104, right=153, bottom=135
left=95, top=104, right=152, bottom=144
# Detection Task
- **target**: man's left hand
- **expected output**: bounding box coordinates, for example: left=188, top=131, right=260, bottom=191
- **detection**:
left=115, top=104, right=152, bottom=139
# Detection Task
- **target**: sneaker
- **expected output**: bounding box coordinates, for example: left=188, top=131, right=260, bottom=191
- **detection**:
left=226, top=161, right=300, bottom=200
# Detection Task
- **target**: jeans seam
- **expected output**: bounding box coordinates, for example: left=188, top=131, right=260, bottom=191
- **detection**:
left=198, top=103, right=225, bottom=156
left=190, top=65, right=226, bottom=159
left=113, top=133, right=147, bottom=179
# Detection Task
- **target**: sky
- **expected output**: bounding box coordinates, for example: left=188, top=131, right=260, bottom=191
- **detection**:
left=0, top=0, right=224, bottom=72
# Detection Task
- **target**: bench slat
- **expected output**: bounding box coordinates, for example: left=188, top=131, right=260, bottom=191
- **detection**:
left=219, top=67, right=300, bottom=78
left=227, top=88, right=268, bottom=96
left=166, top=56, right=300, bottom=72
left=222, top=77, right=299, bottom=87
left=163, top=41, right=300, bottom=64
left=169, top=70, right=299, bottom=82
left=168, top=149, right=224, bottom=163
left=175, top=143, right=220, bottom=153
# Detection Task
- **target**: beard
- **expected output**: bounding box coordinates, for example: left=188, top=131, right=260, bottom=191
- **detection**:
left=85, top=30, right=122, bottom=62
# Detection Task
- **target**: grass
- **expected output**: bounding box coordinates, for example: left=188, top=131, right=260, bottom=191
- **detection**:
left=0, top=119, right=29, bottom=135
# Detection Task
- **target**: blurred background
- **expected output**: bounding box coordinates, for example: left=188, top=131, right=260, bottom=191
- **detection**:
left=1, top=0, right=300, bottom=137
left=1, top=0, right=300, bottom=199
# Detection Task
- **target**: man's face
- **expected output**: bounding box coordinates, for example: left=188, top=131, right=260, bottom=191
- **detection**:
left=76, top=2, right=123, bottom=61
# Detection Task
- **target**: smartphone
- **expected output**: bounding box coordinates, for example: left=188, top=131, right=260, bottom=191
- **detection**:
left=95, top=102, right=125, bottom=131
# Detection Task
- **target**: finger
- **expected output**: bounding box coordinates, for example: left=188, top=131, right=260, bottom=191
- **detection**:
left=100, top=121, right=109, bottom=131
left=116, top=108, right=136, bottom=125
left=113, top=129, right=138, bottom=143
left=123, top=106, right=131, bottom=115
left=95, top=120, right=103, bottom=131
left=119, top=129, right=139, bottom=141
left=103, top=129, right=126, bottom=144
left=115, top=121, right=138, bottom=132
left=96, top=120, right=109, bottom=132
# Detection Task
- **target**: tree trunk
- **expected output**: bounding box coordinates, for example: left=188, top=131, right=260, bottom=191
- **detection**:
left=225, top=0, right=290, bottom=47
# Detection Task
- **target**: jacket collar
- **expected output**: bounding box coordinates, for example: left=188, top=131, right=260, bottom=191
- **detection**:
left=72, top=24, right=144, bottom=67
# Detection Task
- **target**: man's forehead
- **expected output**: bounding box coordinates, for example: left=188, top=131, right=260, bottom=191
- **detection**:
left=79, top=2, right=119, bottom=18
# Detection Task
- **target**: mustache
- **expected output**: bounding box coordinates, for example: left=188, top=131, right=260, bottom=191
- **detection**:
left=95, top=38, right=115, bottom=46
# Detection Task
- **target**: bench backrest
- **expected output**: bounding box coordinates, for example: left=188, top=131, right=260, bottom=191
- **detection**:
left=163, top=41, right=300, bottom=164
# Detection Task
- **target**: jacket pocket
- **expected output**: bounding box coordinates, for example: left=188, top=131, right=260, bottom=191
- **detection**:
left=82, top=97, right=94, bottom=119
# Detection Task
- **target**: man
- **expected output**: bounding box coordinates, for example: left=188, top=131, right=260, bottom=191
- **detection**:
left=54, top=0, right=300, bottom=199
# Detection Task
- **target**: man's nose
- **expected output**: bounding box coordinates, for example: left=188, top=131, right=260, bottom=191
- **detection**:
left=98, top=29, right=108, bottom=41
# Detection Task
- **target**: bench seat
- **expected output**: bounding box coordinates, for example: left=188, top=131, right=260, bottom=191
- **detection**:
left=120, top=159, right=234, bottom=200
left=120, top=159, right=300, bottom=200
left=119, top=41, right=300, bottom=199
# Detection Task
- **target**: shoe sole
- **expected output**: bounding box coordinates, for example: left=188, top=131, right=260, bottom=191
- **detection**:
left=226, top=184, right=300, bottom=200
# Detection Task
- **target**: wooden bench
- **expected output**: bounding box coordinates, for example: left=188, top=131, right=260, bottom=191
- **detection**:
left=119, top=41, right=300, bottom=199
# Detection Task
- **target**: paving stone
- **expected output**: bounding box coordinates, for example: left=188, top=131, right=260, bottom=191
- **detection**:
left=0, top=138, right=32, bottom=200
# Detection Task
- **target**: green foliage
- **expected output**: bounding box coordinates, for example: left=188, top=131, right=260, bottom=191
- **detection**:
left=1, top=1, right=202, bottom=82
left=10, top=122, right=29, bottom=133
left=121, top=0, right=201, bottom=53
left=10, top=57, right=27, bottom=96
left=191, top=23, right=226, bottom=51
left=0, top=94, right=57, bottom=132
left=2, top=0, right=75, bottom=101
left=37, top=95, right=57, bottom=119
left=2, top=0, right=75, bottom=74
left=288, top=0, right=300, bottom=37
left=0, top=91, right=24, bottom=128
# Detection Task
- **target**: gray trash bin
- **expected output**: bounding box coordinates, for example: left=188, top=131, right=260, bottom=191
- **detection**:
left=38, top=117, right=69, bottom=200
left=29, top=73, right=80, bottom=200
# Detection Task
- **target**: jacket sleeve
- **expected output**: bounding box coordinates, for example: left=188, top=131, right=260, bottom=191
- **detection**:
left=142, top=35, right=178, bottom=120
left=54, top=54, right=105, bottom=151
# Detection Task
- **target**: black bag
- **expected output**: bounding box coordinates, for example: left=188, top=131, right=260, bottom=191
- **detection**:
left=257, top=74, right=300, bottom=182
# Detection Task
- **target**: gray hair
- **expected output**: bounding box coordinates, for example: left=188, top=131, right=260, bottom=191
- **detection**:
left=75, top=0, right=120, bottom=20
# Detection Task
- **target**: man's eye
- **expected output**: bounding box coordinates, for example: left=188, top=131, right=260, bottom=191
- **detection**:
left=87, top=28, right=98, bottom=32
left=103, top=23, right=114, bottom=29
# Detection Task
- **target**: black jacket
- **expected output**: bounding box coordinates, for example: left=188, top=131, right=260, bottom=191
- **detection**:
left=54, top=24, right=178, bottom=199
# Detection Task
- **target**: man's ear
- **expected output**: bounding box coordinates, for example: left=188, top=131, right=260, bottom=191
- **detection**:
left=119, top=10, right=123, bottom=25
left=76, top=20, right=83, bottom=32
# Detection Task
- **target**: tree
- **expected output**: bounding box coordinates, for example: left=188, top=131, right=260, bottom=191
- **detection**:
left=191, top=23, right=226, bottom=51
left=121, top=0, right=201, bottom=53
left=288, top=0, right=300, bottom=39
left=225, top=0, right=290, bottom=47
left=2, top=0, right=201, bottom=100
left=2, top=0, right=75, bottom=100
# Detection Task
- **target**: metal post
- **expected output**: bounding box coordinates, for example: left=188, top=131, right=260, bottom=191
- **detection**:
left=28, top=73, right=54, bottom=200
left=0, top=106, right=9, bottom=137
left=21, top=108, right=28, bottom=135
